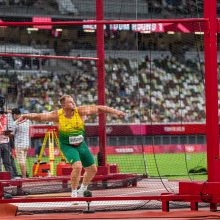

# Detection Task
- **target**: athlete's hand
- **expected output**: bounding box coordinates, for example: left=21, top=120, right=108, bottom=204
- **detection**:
left=16, top=115, right=27, bottom=124
left=115, top=110, right=126, bottom=118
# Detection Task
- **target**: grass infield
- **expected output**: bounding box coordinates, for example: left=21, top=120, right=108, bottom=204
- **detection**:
left=21, top=152, right=207, bottom=181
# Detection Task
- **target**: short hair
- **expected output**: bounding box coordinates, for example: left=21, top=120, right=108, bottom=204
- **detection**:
left=59, top=95, right=72, bottom=105
left=12, top=108, right=21, bottom=115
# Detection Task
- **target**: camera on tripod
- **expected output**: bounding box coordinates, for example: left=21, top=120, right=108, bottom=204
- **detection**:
left=0, top=96, right=6, bottom=114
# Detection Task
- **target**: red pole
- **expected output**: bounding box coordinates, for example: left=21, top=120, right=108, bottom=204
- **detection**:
left=0, top=18, right=208, bottom=26
left=204, top=0, right=220, bottom=182
left=96, top=0, right=106, bottom=166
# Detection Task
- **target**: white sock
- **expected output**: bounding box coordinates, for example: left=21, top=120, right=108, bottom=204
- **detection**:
left=79, top=184, right=88, bottom=191
left=77, top=184, right=88, bottom=197
left=71, top=189, right=77, bottom=198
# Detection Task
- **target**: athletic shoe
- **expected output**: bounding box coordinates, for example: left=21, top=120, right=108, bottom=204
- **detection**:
left=71, top=190, right=77, bottom=198
left=77, top=189, right=85, bottom=197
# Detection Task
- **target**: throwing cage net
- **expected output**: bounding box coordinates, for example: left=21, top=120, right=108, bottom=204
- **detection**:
left=0, top=0, right=212, bottom=214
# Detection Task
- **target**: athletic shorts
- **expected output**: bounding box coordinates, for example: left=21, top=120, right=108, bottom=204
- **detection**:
left=15, top=148, right=28, bottom=164
left=59, top=140, right=95, bottom=168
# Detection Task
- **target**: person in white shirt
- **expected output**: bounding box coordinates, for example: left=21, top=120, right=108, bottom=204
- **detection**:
left=11, top=108, right=31, bottom=178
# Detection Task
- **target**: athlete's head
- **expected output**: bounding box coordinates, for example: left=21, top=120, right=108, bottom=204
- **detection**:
left=59, top=95, right=76, bottom=110
left=12, top=108, right=21, bottom=120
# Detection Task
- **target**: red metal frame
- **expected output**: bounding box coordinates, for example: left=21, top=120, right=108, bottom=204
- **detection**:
left=0, top=194, right=202, bottom=203
left=96, top=0, right=107, bottom=166
left=0, top=173, right=139, bottom=198
left=179, top=0, right=220, bottom=212
left=0, top=18, right=208, bottom=26
left=204, top=0, right=220, bottom=183
left=0, top=194, right=203, bottom=207
left=1, top=0, right=220, bottom=212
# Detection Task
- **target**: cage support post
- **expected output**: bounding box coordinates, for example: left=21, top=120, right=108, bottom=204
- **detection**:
left=96, top=0, right=106, bottom=166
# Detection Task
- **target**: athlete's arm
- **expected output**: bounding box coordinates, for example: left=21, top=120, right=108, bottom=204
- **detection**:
left=78, top=105, right=126, bottom=117
left=16, top=111, right=59, bottom=123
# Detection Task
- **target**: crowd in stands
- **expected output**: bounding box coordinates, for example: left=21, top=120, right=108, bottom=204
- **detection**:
left=0, top=0, right=203, bottom=17
left=0, top=53, right=207, bottom=124
left=0, top=56, right=45, bottom=70
left=0, top=0, right=78, bottom=15
left=147, top=0, right=203, bottom=15
left=0, top=0, right=207, bottom=124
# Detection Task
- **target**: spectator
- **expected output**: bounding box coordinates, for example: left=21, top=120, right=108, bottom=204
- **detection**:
left=8, top=134, right=19, bottom=178
left=0, top=112, right=17, bottom=178
left=11, top=108, right=31, bottom=178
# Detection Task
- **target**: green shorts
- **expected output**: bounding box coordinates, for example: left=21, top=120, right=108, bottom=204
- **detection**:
left=59, top=140, right=95, bottom=168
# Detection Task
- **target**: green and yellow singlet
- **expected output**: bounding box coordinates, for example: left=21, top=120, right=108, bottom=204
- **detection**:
left=57, top=108, right=95, bottom=167
left=58, top=108, right=85, bottom=145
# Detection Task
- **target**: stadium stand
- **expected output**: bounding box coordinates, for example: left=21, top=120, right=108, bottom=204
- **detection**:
left=0, top=0, right=202, bottom=19
left=0, top=51, right=206, bottom=124
left=0, top=0, right=207, bottom=124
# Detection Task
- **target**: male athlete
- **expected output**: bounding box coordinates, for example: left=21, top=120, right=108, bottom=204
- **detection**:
left=17, top=95, right=126, bottom=197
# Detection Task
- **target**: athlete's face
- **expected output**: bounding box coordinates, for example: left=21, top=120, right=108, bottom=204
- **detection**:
left=12, top=114, right=20, bottom=120
left=63, top=97, right=76, bottom=110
